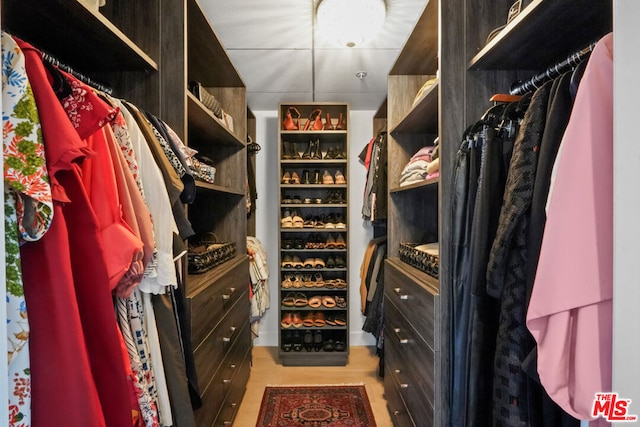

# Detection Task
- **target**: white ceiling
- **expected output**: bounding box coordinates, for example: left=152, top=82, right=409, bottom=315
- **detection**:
left=198, top=0, right=429, bottom=111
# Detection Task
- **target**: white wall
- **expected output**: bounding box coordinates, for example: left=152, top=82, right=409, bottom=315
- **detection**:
left=251, top=109, right=377, bottom=348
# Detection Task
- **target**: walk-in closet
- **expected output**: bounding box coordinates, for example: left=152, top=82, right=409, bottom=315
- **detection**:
left=2, top=0, right=638, bottom=426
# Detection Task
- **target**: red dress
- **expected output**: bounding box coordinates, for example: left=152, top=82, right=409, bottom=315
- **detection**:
left=17, top=37, right=134, bottom=427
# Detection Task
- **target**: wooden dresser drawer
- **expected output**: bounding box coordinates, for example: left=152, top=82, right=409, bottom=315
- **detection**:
left=384, top=366, right=415, bottom=427
left=188, top=257, right=249, bottom=348
left=385, top=303, right=435, bottom=425
left=213, top=349, right=251, bottom=426
left=194, top=320, right=251, bottom=427
left=384, top=259, right=439, bottom=349
left=194, top=287, right=249, bottom=392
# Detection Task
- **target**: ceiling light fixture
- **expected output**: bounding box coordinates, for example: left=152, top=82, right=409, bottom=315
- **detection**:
left=316, top=0, right=386, bottom=48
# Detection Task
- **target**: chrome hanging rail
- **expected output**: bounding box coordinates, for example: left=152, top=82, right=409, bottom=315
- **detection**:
left=509, top=41, right=598, bottom=95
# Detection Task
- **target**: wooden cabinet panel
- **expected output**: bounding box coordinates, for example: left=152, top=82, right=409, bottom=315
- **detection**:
left=384, top=369, right=416, bottom=427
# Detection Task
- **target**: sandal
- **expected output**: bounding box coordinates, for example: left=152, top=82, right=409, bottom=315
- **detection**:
left=314, top=312, right=326, bottom=327
left=303, top=258, right=315, bottom=269
left=308, top=296, right=322, bottom=308
left=292, top=213, right=304, bottom=228
left=335, top=296, right=346, bottom=309
left=313, top=272, right=324, bottom=287
left=291, top=255, right=304, bottom=269
left=333, top=279, right=347, bottom=289
left=282, top=293, right=296, bottom=307
left=314, top=258, right=325, bottom=269
left=322, top=295, right=336, bottom=308
left=293, top=273, right=304, bottom=288
left=294, top=293, right=308, bottom=307
left=303, top=312, right=315, bottom=328
left=325, top=314, right=337, bottom=326
left=281, top=213, right=293, bottom=228
left=281, top=312, right=293, bottom=328
left=334, top=314, right=346, bottom=326
left=281, top=255, right=293, bottom=269
left=281, top=275, right=294, bottom=288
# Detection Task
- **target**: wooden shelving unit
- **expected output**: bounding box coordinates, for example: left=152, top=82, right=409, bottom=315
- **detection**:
left=277, top=103, right=350, bottom=366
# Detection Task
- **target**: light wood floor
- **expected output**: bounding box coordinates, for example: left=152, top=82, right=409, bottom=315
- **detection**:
left=233, top=345, right=393, bottom=426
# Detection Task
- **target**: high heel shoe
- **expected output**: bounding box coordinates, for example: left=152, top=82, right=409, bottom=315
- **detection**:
left=283, top=106, right=301, bottom=130
left=303, top=109, right=323, bottom=131
left=335, top=112, right=346, bottom=130
left=290, top=171, right=300, bottom=184
left=324, top=112, right=334, bottom=130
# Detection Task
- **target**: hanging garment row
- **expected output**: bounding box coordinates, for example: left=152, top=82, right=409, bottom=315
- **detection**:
left=360, top=132, right=387, bottom=223
left=449, top=32, right=613, bottom=426
left=2, top=31, right=218, bottom=427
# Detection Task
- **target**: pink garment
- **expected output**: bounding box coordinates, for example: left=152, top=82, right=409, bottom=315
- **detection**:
left=526, top=33, right=613, bottom=422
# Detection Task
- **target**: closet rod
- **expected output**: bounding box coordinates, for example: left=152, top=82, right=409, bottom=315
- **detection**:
left=41, top=50, right=113, bottom=95
left=509, top=41, right=597, bottom=95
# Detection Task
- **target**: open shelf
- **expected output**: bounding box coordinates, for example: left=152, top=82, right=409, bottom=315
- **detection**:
left=391, top=81, right=439, bottom=135
left=187, top=92, right=245, bottom=147
left=195, top=181, right=246, bottom=196
left=3, top=0, right=158, bottom=72
left=468, top=0, right=612, bottom=70
left=386, top=257, right=439, bottom=294
left=390, top=176, right=440, bottom=194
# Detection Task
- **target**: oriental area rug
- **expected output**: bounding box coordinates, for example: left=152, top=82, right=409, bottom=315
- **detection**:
left=255, top=384, right=377, bottom=426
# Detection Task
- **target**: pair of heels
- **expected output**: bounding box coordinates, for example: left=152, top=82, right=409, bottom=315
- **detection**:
left=282, top=141, right=300, bottom=159
left=281, top=171, right=300, bottom=184
left=282, top=106, right=346, bottom=131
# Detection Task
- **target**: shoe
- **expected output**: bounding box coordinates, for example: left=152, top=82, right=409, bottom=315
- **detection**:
left=326, top=256, right=336, bottom=268
left=282, top=194, right=293, bottom=204
left=292, top=212, right=304, bottom=228
left=335, top=256, right=346, bottom=269
left=308, top=296, right=322, bottom=308
left=335, top=295, right=346, bottom=308
left=334, top=147, right=346, bottom=159
left=283, top=107, right=301, bottom=130
left=314, top=272, right=324, bottom=287
left=335, top=112, right=345, bottom=130
left=281, top=212, right=293, bottom=228
left=294, top=238, right=304, bottom=249
left=282, top=239, right=293, bottom=249
left=314, top=258, right=325, bottom=269
left=290, top=171, right=300, bottom=184
left=324, top=214, right=335, bottom=229
left=281, top=275, right=294, bottom=288
left=303, top=197, right=312, bottom=204
left=335, top=170, right=346, bottom=184
left=291, top=255, right=304, bottom=269
left=314, top=215, right=325, bottom=228
left=325, top=235, right=336, bottom=249
left=301, top=169, right=310, bottom=184
left=322, top=296, right=336, bottom=308
left=304, top=330, right=314, bottom=351
left=335, top=234, right=346, bottom=249
left=314, top=311, right=326, bottom=327
left=303, top=258, right=315, bottom=269
left=282, top=141, right=293, bottom=159
left=282, top=293, right=296, bottom=307
left=314, top=331, right=323, bottom=352
left=292, top=196, right=302, bottom=204
left=303, top=314, right=316, bottom=329
left=281, top=312, right=293, bottom=328
left=302, top=141, right=313, bottom=159
left=303, top=215, right=315, bottom=228
left=292, top=330, right=303, bottom=351
left=312, top=139, right=322, bottom=159
left=314, top=197, right=323, bottom=204
left=335, top=215, right=346, bottom=229
left=325, top=314, right=336, bottom=326
left=334, top=340, right=346, bottom=352
left=323, top=339, right=335, bottom=352
left=324, top=146, right=335, bottom=159
left=281, top=171, right=292, bottom=184
left=322, top=170, right=334, bottom=184
left=312, top=169, right=321, bottom=185
left=282, top=331, right=293, bottom=351
left=334, top=314, right=346, bottom=326
left=303, top=109, right=323, bottom=131
left=292, top=273, right=304, bottom=288
left=324, top=112, right=334, bottom=130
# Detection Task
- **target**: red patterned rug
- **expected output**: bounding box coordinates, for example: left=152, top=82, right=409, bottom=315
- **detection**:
left=256, top=384, right=377, bottom=426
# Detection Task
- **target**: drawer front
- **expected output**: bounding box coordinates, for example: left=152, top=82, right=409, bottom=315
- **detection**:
left=194, top=320, right=251, bottom=427
left=385, top=296, right=435, bottom=421
left=384, top=367, right=415, bottom=427
left=385, top=260, right=438, bottom=348
left=194, top=288, right=249, bottom=392
left=214, top=349, right=251, bottom=426
left=188, top=258, right=249, bottom=347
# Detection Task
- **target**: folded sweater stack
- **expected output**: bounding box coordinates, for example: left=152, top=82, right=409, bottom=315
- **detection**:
left=399, top=144, right=440, bottom=186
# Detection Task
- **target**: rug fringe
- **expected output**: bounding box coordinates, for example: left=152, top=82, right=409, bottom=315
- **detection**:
left=264, top=382, right=366, bottom=387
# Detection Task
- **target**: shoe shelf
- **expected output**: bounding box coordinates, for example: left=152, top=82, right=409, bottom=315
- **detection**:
left=278, top=103, right=350, bottom=366
left=195, top=181, right=247, bottom=196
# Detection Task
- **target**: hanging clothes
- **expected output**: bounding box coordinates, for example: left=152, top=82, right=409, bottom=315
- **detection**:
left=361, top=132, right=387, bottom=222
left=16, top=36, right=134, bottom=427
left=527, top=32, right=614, bottom=423
left=247, top=236, right=270, bottom=337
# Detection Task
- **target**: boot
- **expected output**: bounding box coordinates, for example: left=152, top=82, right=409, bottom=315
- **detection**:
left=335, top=113, right=345, bottom=130
left=282, top=141, right=292, bottom=159
left=312, top=139, right=322, bottom=159
left=302, top=169, right=311, bottom=184
left=302, top=140, right=313, bottom=159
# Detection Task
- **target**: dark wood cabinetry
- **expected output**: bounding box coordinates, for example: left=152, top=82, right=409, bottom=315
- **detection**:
left=3, top=1, right=251, bottom=425
left=382, top=0, right=613, bottom=425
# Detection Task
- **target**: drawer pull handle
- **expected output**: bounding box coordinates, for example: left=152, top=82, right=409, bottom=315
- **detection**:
left=222, top=288, right=236, bottom=304
left=222, top=326, right=237, bottom=343
left=394, top=369, right=401, bottom=374
left=223, top=379, right=231, bottom=385
left=393, top=288, right=408, bottom=300
left=223, top=422, right=232, bottom=426
left=393, top=327, right=408, bottom=344
left=400, top=383, right=409, bottom=389
left=393, top=410, right=401, bottom=416
left=230, top=402, right=237, bottom=408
